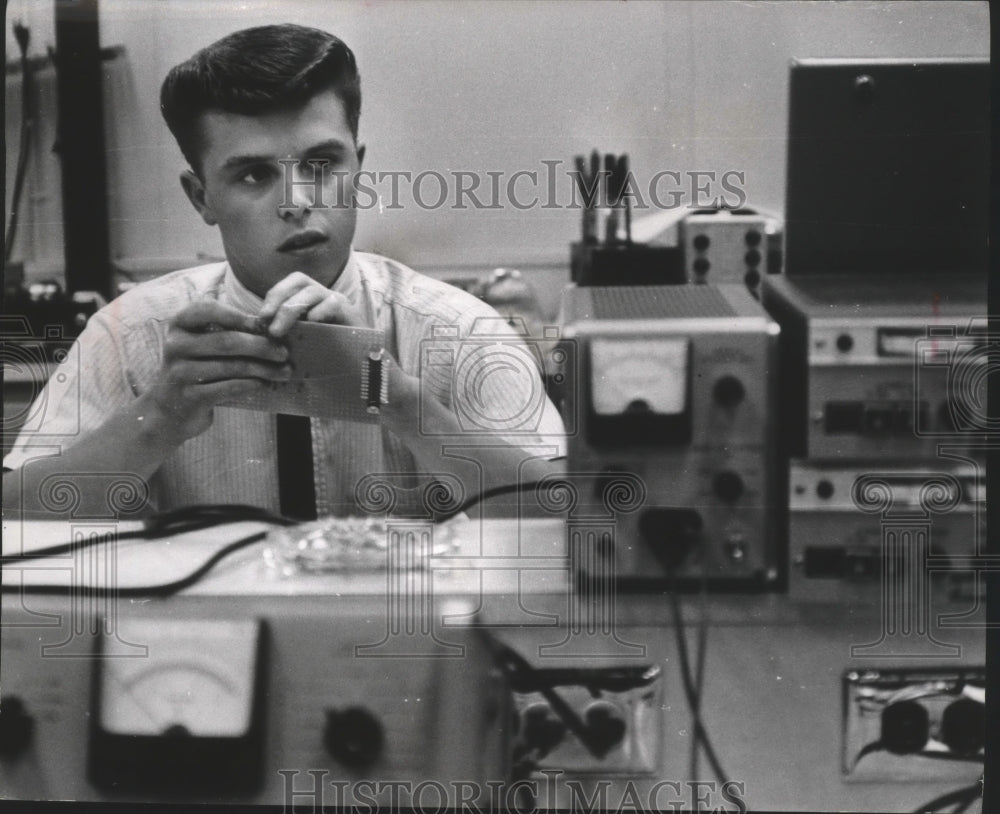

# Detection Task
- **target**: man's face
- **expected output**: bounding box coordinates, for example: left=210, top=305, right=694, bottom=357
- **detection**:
left=181, top=89, right=364, bottom=298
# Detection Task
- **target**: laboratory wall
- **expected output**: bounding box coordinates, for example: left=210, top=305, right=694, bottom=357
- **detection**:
left=4, top=0, right=989, bottom=311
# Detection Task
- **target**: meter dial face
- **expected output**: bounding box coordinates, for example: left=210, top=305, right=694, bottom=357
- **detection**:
left=589, top=337, right=689, bottom=416
left=98, top=618, right=260, bottom=737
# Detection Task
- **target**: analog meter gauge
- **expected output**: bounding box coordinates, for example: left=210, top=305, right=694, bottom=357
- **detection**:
left=587, top=337, right=691, bottom=444
left=589, top=337, right=689, bottom=416
left=89, top=617, right=267, bottom=795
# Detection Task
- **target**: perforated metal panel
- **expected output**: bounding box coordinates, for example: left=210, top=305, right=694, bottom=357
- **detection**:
left=576, top=286, right=738, bottom=321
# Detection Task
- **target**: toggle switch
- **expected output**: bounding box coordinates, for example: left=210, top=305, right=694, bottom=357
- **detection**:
left=584, top=701, right=627, bottom=757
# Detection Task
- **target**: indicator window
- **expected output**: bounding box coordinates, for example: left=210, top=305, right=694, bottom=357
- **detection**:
left=585, top=337, right=692, bottom=447
left=90, top=617, right=267, bottom=794
left=589, top=337, right=689, bottom=416
left=877, top=328, right=923, bottom=357
left=97, top=619, right=260, bottom=738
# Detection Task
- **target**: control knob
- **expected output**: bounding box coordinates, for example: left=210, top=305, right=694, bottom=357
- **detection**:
left=0, top=696, right=34, bottom=759
left=940, top=698, right=984, bottom=756
left=584, top=701, right=626, bottom=757
left=323, top=706, right=384, bottom=769
left=713, top=375, right=745, bottom=408
left=881, top=700, right=928, bottom=755
left=520, top=702, right=566, bottom=756
left=713, top=471, right=745, bottom=503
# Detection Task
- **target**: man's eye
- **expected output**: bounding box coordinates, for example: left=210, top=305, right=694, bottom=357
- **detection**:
left=312, top=156, right=343, bottom=173
left=240, top=166, right=272, bottom=185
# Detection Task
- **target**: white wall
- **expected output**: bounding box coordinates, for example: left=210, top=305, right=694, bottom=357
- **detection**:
left=5, top=0, right=989, bottom=295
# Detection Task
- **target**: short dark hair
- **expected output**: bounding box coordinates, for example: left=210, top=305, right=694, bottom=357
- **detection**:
left=160, top=24, right=361, bottom=173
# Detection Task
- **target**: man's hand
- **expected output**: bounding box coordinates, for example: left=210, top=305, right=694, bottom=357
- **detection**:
left=257, top=271, right=425, bottom=436
left=143, top=300, right=292, bottom=440
left=258, top=271, right=366, bottom=337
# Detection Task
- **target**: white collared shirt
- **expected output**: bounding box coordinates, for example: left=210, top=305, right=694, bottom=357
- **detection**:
left=4, top=252, right=565, bottom=516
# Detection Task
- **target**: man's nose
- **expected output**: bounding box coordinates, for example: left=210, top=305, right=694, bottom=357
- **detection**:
left=278, top=163, right=322, bottom=217
left=278, top=189, right=313, bottom=220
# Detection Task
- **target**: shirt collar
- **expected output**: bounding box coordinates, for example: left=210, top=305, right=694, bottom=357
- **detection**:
left=221, top=250, right=360, bottom=314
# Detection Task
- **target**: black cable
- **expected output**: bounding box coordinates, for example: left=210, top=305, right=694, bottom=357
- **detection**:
left=632, top=525, right=731, bottom=788
left=479, top=635, right=608, bottom=760
left=0, top=475, right=563, bottom=597
left=667, top=576, right=731, bottom=787
left=1, top=476, right=562, bottom=593
left=8, top=527, right=270, bottom=598
left=2, top=472, right=564, bottom=566
left=0, top=504, right=292, bottom=566
left=433, top=468, right=566, bottom=522
left=950, top=780, right=983, bottom=814
left=642, top=523, right=730, bottom=790
left=0, top=477, right=563, bottom=562
left=0, top=478, right=565, bottom=594
left=689, top=565, right=710, bottom=795
left=951, top=794, right=979, bottom=814
left=851, top=739, right=885, bottom=769
left=6, top=22, right=33, bottom=263
left=854, top=740, right=984, bottom=769
left=911, top=782, right=982, bottom=814
left=914, top=751, right=985, bottom=764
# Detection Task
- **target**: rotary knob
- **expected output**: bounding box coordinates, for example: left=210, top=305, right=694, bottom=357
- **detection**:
left=881, top=700, right=928, bottom=755
left=520, top=702, right=566, bottom=756
left=713, top=375, right=746, bottom=408
left=940, top=698, right=984, bottom=756
left=584, top=701, right=626, bottom=757
left=713, top=471, right=745, bottom=503
left=323, top=706, right=384, bottom=769
left=0, top=696, right=34, bottom=759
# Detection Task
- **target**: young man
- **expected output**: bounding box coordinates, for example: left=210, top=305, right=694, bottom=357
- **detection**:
left=3, top=24, right=564, bottom=518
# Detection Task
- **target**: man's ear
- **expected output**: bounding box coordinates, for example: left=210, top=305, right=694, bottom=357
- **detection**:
left=180, top=169, right=217, bottom=226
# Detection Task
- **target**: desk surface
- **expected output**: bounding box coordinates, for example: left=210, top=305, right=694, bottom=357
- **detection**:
left=1, top=517, right=569, bottom=598
left=3, top=515, right=985, bottom=630
left=0, top=517, right=986, bottom=812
